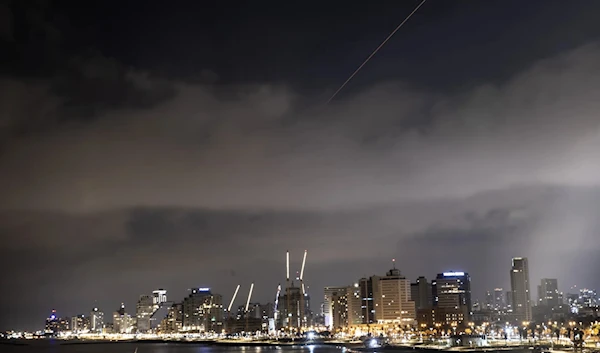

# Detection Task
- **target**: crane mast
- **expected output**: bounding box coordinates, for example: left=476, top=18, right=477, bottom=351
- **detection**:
left=227, top=284, right=241, bottom=313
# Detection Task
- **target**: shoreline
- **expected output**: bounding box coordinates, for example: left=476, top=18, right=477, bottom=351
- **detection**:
left=1, top=338, right=572, bottom=352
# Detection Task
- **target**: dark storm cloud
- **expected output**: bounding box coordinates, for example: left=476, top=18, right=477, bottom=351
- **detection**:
left=0, top=1, right=175, bottom=138
left=0, top=1, right=13, bottom=42
left=3, top=43, right=600, bottom=212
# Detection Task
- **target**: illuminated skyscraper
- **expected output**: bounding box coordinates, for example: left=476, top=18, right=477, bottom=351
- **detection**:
left=324, top=286, right=347, bottom=327
left=346, top=283, right=363, bottom=326
left=432, top=271, right=472, bottom=327
left=45, top=310, right=69, bottom=334
left=330, top=287, right=348, bottom=329
left=113, top=303, right=135, bottom=334
left=372, top=268, right=416, bottom=325
left=510, top=257, right=532, bottom=321
left=181, top=288, right=223, bottom=332
left=160, top=303, right=183, bottom=333
left=71, top=314, right=89, bottom=333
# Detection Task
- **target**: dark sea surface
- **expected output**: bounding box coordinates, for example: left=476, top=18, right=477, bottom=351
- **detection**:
left=0, top=342, right=346, bottom=353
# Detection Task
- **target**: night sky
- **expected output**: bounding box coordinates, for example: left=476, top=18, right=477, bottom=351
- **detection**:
left=2, top=0, right=600, bottom=331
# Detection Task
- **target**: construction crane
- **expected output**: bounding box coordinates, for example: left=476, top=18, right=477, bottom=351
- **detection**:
left=282, top=250, right=309, bottom=332
left=286, top=250, right=291, bottom=331
left=299, top=250, right=307, bottom=328
left=273, top=284, right=281, bottom=321
left=300, top=250, right=307, bottom=295
left=227, top=284, right=241, bottom=314
left=245, top=283, right=254, bottom=312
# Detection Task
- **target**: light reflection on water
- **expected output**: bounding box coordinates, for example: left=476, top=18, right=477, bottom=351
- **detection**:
left=0, top=342, right=345, bottom=353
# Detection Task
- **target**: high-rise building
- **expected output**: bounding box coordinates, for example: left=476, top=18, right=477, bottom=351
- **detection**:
left=493, top=288, right=505, bottom=310
left=359, top=277, right=375, bottom=325
left=136, top=295, right=154, bottom=333
left=330, top=287, right=348, bottom=329
left=45, top=310, right=69, bottom=334
left=510, top=257, right=532, bottom=322
left=90, top=307, right=104, bottom=333
left=410, top=276, right=433, bottom=310
left=538, top=279, right=559, bottom=307
left=347, top=283, right=363, bottom=326
left=113, top=303, right=135, bottom=334
left=506, top=291, right=513, bottom=310
left=372, top=268, right=416, bottom=325
left=182, top=288, right=223, bottom=332
left=324, top=286, right=348, bottom=328
left=71, top=314, right=89, bottom=333
left=484, top=291, right=493, bottom=310
left=432, top=271, right=472, bottom=327
left=278, top=284, right=308, bottom=330
left=160, top=303, right=183, bottom=333
left=323, top=283, right=363, bottom=328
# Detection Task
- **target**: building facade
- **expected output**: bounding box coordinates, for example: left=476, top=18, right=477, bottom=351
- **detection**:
left=160, top=302, right=183, bottom=333
left=493, top=288, right=505, bottom=310
left=538, top=278, right=559, bottom=307
left=136, top=295, right=154, bottom=333
left=90, top=307, right=104, bottom=333
left=45, top=310, right=69, bottom=334
left=372, top=268, right=416, bottom=325
left=432, top=271, right=472, bottom=327
left=359, top=277, right=375, bottom=325
left=510, top=257, right=532, bottom=322
left=182, top=288, right=223, bottom=332
left=411, top=276, right=433, bottom=310
left=346, top=283, right=363, bottom=326
left=278, top=284, right=309, bottom=331
left=324, top=286, right=348, bottom=328
left=330, top=288, right=348, bottom=330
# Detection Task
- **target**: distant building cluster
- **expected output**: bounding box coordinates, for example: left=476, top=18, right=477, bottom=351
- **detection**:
left=322, top=265, right=473, bottom=335
left=321, top=257, right=599, bottom=337
left=40, top=256, right=598, bottom=338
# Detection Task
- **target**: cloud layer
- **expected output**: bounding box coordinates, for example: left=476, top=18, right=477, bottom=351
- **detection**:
left=2, top=44, right=600, bottom=213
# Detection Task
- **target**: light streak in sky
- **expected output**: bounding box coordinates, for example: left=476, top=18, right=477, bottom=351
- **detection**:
left=326, top=0, right=427, bottom=104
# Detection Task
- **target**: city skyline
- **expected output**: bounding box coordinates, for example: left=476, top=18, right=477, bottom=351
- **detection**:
left=3, top=0, right=600, bottom=332
left=25, top=255, right=599, bottom=332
